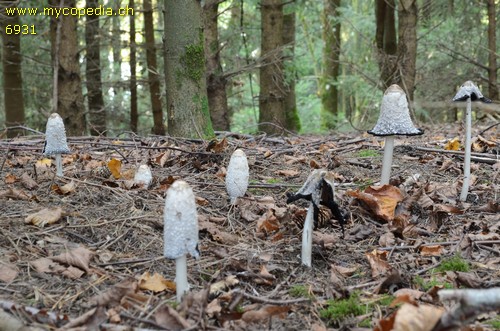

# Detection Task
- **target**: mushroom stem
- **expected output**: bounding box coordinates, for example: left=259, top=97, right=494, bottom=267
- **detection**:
left=55, top=153, right=63, bottom=177
left=380, top=136, right=395, bottom=185
left=301, top=202, right=314, bottom=268
left=460, top=97, right=472, bottom=202
left=175, top=254, right=189, bottom=302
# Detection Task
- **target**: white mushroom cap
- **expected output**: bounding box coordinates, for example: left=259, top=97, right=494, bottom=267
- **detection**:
left=368, top=84, right=423, bottom=136
left=225, top=149, right=249, bottom=203
left=452, top=80, right=491, bottom=103
left=44, top=113, right=70, bottom=155
left=134, top=164, right=153, bottom=188
left=163, top=180, right=199, bottom=260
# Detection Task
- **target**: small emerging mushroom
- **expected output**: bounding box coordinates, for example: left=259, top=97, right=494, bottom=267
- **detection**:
left=134, top=164, right=152, bottom=188
left=43, top=113, right=71, bottom=177
left=225, top=149, right=249, bottom=204
left=286, top=169, right=345, bottom=267
left=368, top=85, right=423, bottom=185
left=163, top=180, right=199, bottom=302
left=452, top=81, right=491, bottom=202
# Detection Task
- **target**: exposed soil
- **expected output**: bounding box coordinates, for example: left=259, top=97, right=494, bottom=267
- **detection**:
left=0, top=123, right=499, bottom=330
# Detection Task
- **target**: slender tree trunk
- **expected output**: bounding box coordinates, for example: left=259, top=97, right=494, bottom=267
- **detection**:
left=398, top=0, right=418, bottom=100
left=259, top=0, right=286, bottom=135
left=375, top=0, right=397, bottom=89
left=0, top=0, right=25, bottom=137
left=129, top=0, right=138, bottom=132
left=320, top=0, right=341, bottom=129
left=282, top=12, right=300, bottom=132
left=86, top=0, right=106, bottom=136
left=49, top=0, right=86, bottom=135
left=144, top=0, right=165, bottom=135
left=164, top=0, right=214, bottom=138
left=203, top=0, right=230, bottom=131
left=486, top=0, right=498, bottom=101
left=111, top=0, right=123, bottom=120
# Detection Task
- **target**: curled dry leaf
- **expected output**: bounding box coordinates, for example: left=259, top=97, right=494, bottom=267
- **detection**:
left=0, top=262, right=18, bottom=282
left=275, top=169, right=299, bottom=177
left=348, top=185, right=403, bottom=222
left=379, top=231, right=396, bottom=247
left=4, top=173, right=16, bottom=184
left=444, top=137, right=461, bottom=151
left=51, top=246, right=94, bottom=273
left=155, top=304, right=191, bottom=330
left=25, top=207, right=63, bottom=227
left=419, top=245, right=443, bottom=257
left=51, top=180, right=76, bottom=195
left=20, top=172, right=38, bottom=190
left=393, top=303, right=444, bottom=331
left=366, top=249, right=391, bottom=278
left=138, top=271, right=175, bottom=293
left=107, top=158, right=122, bottom=179
left=241, top=305, right=289, bottom=324
left=0, top=187, right=30, bottom=200
left=89, top=279, right=138, bottom=307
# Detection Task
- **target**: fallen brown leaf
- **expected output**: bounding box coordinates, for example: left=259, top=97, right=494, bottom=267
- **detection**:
left=4, top=173, right=16, bottom=184
left=138, top=271, right=175, bottom=293
left=241, top=305, right=289, bottom=324
left=20, top=172, right=38, bottom=190
left=0, top=187, right=30, bottom=200
left=25, top=207, right=64, bottom=227
left=107, top=158, right=122, bottom=179
left=0, top=262, right=18, bottom=282
left=347, top=185, right=403, bottom=222
left=51, top=246, right=94, bottom=273
left=393, top=303, right=443, bottom=331
left=155, top=304, right=191, bottom=330
left=420, top=245, right=443, bottom=256
left=366, top=249, right=391, bottom=278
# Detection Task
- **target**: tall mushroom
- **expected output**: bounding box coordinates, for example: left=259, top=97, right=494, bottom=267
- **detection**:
left=43, top=113, right=71, bottom=177
left=225, top=149, right=249, bottom=204
left=163, top=180, right=199, bottom=302
left=368, top=84, right=423, bottom=185
left=452, top=81, right=491, bottom=202
left=286, top=169, right=345, bottom=267
left=134, top=164, right=153, bottom=188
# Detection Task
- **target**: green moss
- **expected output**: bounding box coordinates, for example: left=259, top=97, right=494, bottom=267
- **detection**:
left=266, top=178, right=282, bottom=184
left=414, top=275, right=453, bottom=291
left=359, top=318, right=372, bottom=328
left=377, top=294, right=394, bottom=307
left=486, top=319, right=500, bottom=329
left=354, top=179, right=374, bottom=190
left=181, top=43, right=205, bottom=83
left=436, top=255, right=470, bottom=273
left=289, top=285, right=314, bottom=299
left=357, top=149, right=379, bottom=158
left=319, top=292, right=366, bottom=322
left=191, top=95, right=214, bottom=138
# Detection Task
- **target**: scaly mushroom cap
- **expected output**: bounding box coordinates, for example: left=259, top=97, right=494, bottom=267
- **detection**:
left=225, top=149, right=249, bottom=202
left=452, top=81, right=491, bottom=103
left=134, top=164, right=152, bottom=188
left=44, top=113, right=70, bottom=155
left=368, top=84, right=423, bottom=136
left=164, top=180, right=199, bottom=259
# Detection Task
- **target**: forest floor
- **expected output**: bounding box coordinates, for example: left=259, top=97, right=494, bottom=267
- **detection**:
left=0, top=122, right=499, bottom=331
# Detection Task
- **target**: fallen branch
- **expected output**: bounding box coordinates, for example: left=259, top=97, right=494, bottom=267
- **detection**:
left=432, top=288, right=500, bottom=331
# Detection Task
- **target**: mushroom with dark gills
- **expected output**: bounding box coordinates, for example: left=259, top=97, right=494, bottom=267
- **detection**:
left=452, top=81, right=491, bottom=202
left=225, top=149, right=249, bottom=204
left=43, top=113, right=71, bottom=177
left=286, top=170, right=345, bottom=267
left=368, top=84, right=423, bottom=185
left=163, top=180, right=200, bottom=302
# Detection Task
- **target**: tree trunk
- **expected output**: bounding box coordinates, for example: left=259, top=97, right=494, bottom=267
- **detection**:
left=129, top=0, right=138, bottom=133
left=398, top=0, right=418, bottom=100
left=282, top=12, right=300, bottom=132
left=111, top=0, right=123, bottom=120
left=0, top=0, right=25, bottom=137
left=164, top=0, right=214, bottom=138
left=320, top=0, right=341, bottom=130
left=375, top=0, right=397, bottom=89
left=86, top=0, right=106, bottom=136
left=486, top=0, right=498, bottom=101
left=144, top=0, right=165, bottom=135
left=259, top=0, right=286, bottom=135
left=49, top=0, right=86, bottom=135
left=203, top=0, right=230, bottom=131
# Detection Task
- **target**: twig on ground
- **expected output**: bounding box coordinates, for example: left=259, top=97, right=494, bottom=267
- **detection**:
left=231, top=289, right=311, bottom=305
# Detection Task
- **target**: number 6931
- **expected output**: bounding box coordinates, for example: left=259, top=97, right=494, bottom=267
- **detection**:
left=5, top=24, right=37, bottom=35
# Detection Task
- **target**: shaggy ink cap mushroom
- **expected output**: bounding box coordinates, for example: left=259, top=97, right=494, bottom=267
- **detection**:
left=225, top=149, right=249, bottom=203
left=452, top=81, right=492, bottom=103
left=368, top=84, right=423, bottom=137
left=43, top=113, right=70, bottom=155
left=134, top=164, right=153, bottom=188
left=163, top=180, right=199, bottom=260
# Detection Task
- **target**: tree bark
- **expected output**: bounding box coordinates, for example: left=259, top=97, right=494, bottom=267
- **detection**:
left=0, top=0, right=25, bottom=137
left=282, top=12, right=300, bottom=132
left=375, top=0, right=397, bottom=89
left=164, top=0, right=214, bottom=138
left=49, top=0, right=86, bottom=136
left=398, top=0, right=418, bottom=100
left=259, top=0, right=286, bottom=135
left=144, top=0, right=165, bottom=135
left=111, top=0, right=123, bottom=120
left=203, top=0, right=230, bottom=131
left=320, top=0, right=341, bottom=129
left=129, top=0, right=138, bottom=133
left=85, top=0, right=106, bottom=136
left=486, top=0, right=498, bottom=101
